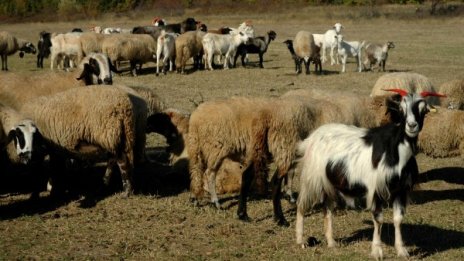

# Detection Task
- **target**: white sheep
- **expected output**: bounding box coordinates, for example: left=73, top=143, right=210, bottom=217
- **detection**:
left=295, top=90, right=442, bottom=259
left=370, top=72, right=440, bottom=106
left=175, top=30, right=206, bottom=74
left=334, top=34, right=365, bottom=73
left=19, top=86, right=138, bottom=197
left=50, top=32, right=83, bottom=70
left=320, top=23, right=343, bottom=65
left=156, top=30, right=178, bottom=76
left=0, top=31, right=36, bottom=71
left=202, top=29, right=251, bottom=70
left=439, top=79, right=464, bottom=110
left=363, top=41, right=395, bottom=72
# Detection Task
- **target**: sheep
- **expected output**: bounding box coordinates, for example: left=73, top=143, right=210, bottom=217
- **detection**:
left=370, top=72, right=440, bottom=106
left=202, top=29, right=251, bottom=70
left=293, top=31, right=319, bottom=74
left=19, top=86, right=138, bottom=197
left=334, top=34, right=365, bottom=73
left=50, top=32, right=83, bottom=70
left=363, top=41, right=395, bottom=72
left=156, top=30, right=178, bottom=76
left=295, top=90, right=443, bottom=260
left=0, top=31, right=36, bottom=71
left=233, top=30, right=277, bottom=68
left=37, top=31, right=52, bottom=69
left=439, top=79, right=464, bottom=110
left=284, top=39, right=322, bottom=75
left=175, top=30, right=206, bottom=74
left=418, top=107, right=464, bottom=158
left=101, top=34, right=157, bottom=76
left=133, top=17, right=198, bottom=38
left=320, top=23, right=344, bottom=65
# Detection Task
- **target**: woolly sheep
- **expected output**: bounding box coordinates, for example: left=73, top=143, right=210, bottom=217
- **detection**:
left=418, top=107, right=464, bottom=158
left=439, top=79, right=464, bottom=110
left=0, top=31, right=36, bottom=71
left=175, top=30, right=206, bottom=74
left=293, top=31, right=319, bottom=74
left=370, top=72, right=440, bottom=106
left=363, top=41, right=395, bottom=72
left=19, top=86, right=138, bottom=196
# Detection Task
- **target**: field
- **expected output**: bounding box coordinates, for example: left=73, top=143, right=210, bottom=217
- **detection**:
left=1, top=5, right=464, bottom=260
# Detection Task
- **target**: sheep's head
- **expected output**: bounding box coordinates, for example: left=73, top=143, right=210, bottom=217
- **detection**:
left=19, top=42, right=36, bottom=57
left=77, top=55, right=116, bottom=85
left=387, top=41, right=395, bottom=49
left=268, top=30, right=277, bottom=41
left=7, top=119, right=43, bottom=165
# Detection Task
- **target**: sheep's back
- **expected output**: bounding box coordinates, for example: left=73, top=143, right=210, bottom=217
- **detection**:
left=294, top=31, right=316, bottom=58
left=0, top=31, right=18, bottom=55
left=439, top=79, right=464, bottom=110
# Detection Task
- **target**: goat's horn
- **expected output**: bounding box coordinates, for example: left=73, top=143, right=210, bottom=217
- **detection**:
left=420, top=91, right=447, bottom=98
left=382, top=88, right=409, bottom=97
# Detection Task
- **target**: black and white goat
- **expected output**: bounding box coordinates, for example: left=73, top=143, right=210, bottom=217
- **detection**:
left=37, top=31, right=52, bottom=68
left=233, top=30, right=276, bottom=68
left=295, top=89, right=445, bottom=260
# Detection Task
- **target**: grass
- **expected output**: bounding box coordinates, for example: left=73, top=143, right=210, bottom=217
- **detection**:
left=1, top=5, right=464, bottom=260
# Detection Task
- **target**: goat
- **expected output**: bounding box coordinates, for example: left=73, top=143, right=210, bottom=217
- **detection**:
left=335, top=34, right=365, bottom=73
left=295, top=89, right=445, bottom=260
left=363, top=41, right=395, bottom=72
left=233, top=30, right=276, bottom=68
left=36, top=31, right=52, bottom=69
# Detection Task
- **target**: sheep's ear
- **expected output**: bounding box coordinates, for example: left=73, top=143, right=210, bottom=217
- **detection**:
left=19, top=51, right=24, bottom=58
left=76, top=63, right=93, bottom=84
left=7, top=129, right=17, bottom=144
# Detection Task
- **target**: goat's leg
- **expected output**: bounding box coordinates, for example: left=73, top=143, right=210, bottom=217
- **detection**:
left=393, top=197, right=409, bottom=257
left=259, top=53, right=264, bottom=68
left=321, top=44, right=327, bottom=63
left=324, top=203, right=337, bottom=247
left=341, top=55, right=347, bottom=73
left=371, top=202, right=384, bottom=261
left=237, top=162, right=254, bottom=221
left=3, top=55, right=7, bottom=71
left=283, top=169, right=297, bottom=203
left=296, top=202, right=306, bottom=247
left=330, top=46, right=336, bottom=65
left=271, top=170, right=289, bottom=226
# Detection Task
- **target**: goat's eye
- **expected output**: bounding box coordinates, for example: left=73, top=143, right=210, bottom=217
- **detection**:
left=239, top=32, right=243, bottom=36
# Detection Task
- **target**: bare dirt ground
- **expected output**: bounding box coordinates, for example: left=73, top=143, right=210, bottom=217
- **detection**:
left=0, top=5, right=463, bottom=260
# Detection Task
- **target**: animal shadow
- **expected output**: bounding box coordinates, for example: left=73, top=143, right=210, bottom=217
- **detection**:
left=412, top=167, right=464, bottom=204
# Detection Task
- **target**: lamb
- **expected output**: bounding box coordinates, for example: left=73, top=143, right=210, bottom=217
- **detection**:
left=156, top=30, right=178, bottom=76
left=37, top=31, right=52, bottom=68
left=233, top=30, right=277, bottom=68
left=320, top=23, right=344, bottom=65
left=418, top=107, right=464, bottom=158
left=293, top=31, right=319, bottom=74
left=295, top=90, right=443, bottom=259
left=438, top=79, right=464, bottom=110
left=175, top=30, right=206, bottom=74
left=370, top=72, right=440, bottom=106
left=202, top=29, right=251, bottom=70
left=0, top=31, right=36, bottom=71
left=334, top=34, right=365, bottom=73
left=101, top=34, right=157, bottom=76
left=19, top=86, right=138, bottom=197
left=363, top=41, right=395, bottom=72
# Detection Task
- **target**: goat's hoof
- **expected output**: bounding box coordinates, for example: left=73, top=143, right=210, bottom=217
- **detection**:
left=237, top=213, right=251, bottom=222
left=276, top=218, right=290, bottom=227
left=306, top=236, right=320, bottom=247
left=371, top=245, right=384, bottom=261
left=155, top=73, right=159, bottom=76
left=396, top=246, right=409, bottom=258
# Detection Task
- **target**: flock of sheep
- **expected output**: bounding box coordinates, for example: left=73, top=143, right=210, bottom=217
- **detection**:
left=1, top=17, right=464, bottom=260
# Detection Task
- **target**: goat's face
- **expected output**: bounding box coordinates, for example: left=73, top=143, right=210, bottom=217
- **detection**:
left=268, top=31, right=277, bottom=41
left=399, top=94, right=428, bottom=138
left=387, top=41, right=395, bottom=49
left=333, top=23, right=344, bottom=33
left=8, top=120, right=41, bottom=165
left=19, top=42, right=37, bottom=58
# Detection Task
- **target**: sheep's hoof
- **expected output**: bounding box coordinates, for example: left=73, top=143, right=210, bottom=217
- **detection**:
left=306, top=236, right=321, bottom=247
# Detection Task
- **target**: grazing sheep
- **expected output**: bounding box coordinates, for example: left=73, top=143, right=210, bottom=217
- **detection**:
left=0, top=31, right=36, bottom=71
left=156, top=30, right=178, bottom=76
left=295, top=90, right=443, bottom=259
left=233, top=30, right=277, bottom=68
left=370, top=72, right=440, bottom=106
left=334, top=34, right=365, bottom=73
left=293, top=31, right=319, bottom=74
left=419, top=107, right=464, bottom=158
left=37, top=31, right=52, bottom=69
left=102, top=34, right=157, bottom=76
left=439, top=79, right=464, bottom=110
left=363, top=41, right=395, bottom=72
left=175, top=30, right=206, bottom=74
left=19, top=86, right=138, bottom=197
left=321, top=23, right=344, bottom=65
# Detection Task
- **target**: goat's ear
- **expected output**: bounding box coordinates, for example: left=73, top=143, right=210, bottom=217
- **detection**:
left=385, top=94, right=403, bottom=123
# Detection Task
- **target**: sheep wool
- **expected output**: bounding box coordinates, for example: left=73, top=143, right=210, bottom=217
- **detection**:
left=439, top=79, right=464, bottom=110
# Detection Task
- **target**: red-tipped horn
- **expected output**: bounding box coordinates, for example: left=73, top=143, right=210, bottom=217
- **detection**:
left=419, top=91, right=447, bottom=98
left=382, top=88, right=409, bottom=97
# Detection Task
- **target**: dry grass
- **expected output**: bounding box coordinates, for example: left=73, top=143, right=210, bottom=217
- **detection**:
left=0, top=5, right=463, bottom=260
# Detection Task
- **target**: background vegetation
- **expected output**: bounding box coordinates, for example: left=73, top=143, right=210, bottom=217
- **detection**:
left=0, top=0, right=463, bottom=22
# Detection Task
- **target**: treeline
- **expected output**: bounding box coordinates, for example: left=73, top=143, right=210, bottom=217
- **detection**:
left=0, top=0, right=457, bottom=20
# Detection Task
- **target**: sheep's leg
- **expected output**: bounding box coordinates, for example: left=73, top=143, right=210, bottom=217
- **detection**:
left=324, top=203, right=337, bottom=247
left=283, top=169, right=297, bottom=203
left=237, top=163, right=254, bottom=222
left=271, top=170, right=289, bottom=226
left=381, top=60, right=386, bottom=72
left=130, top=61, right=138, bottom=76
left=103, top=159, right=116, bottom=186
left=304, top=59, right=310, bottom=75
left=205, top=168, right=221, bottom=209
left=1, top=55, right=4, bottom=70
left=393, top=197, right=409, bottom=257
left=116, top=154, right=133, bottom=197
left=371, top=202, right=384, bottom=261
left=233, top=51, right=239, bottom=68
left=3, top=55, right=7, bottom=71
left=258, top=53, right=264, bottom=68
